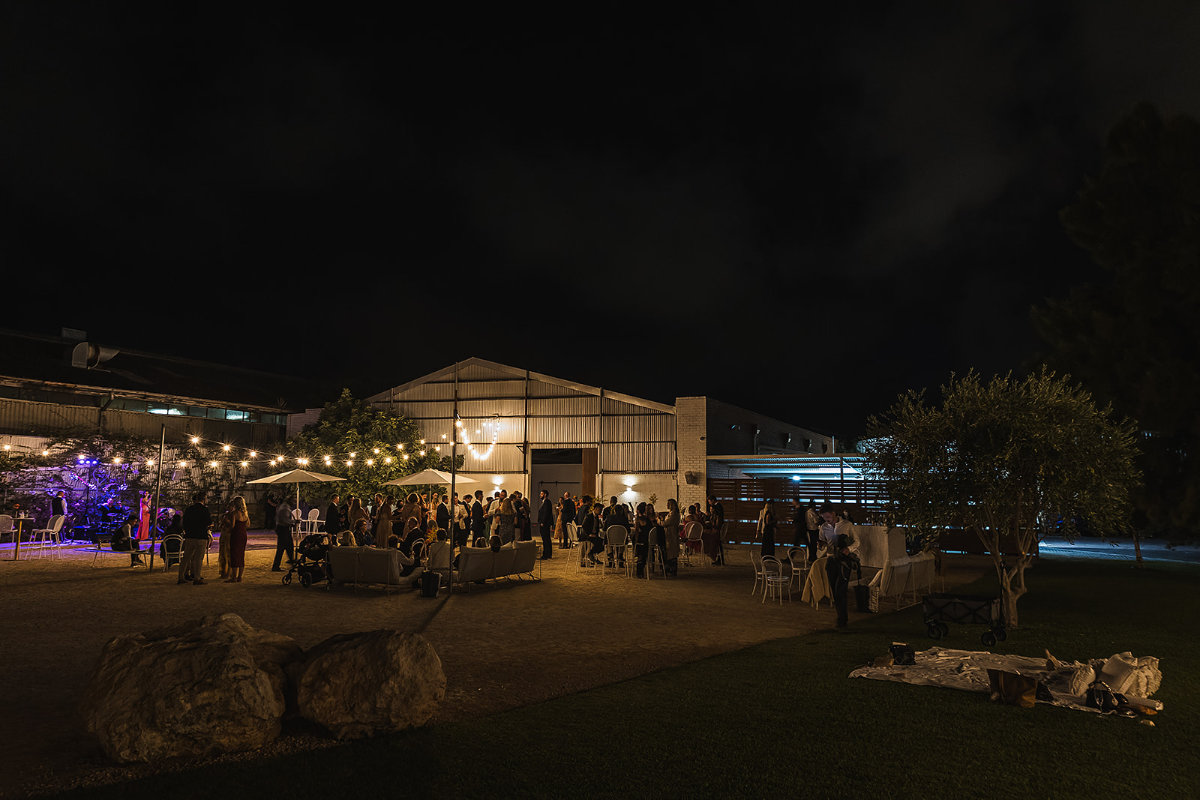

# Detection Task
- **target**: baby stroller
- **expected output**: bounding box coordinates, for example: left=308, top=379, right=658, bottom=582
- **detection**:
left=282, top=533, right=332, bottom=588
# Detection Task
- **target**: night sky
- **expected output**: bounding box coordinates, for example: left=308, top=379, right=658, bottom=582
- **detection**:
left=4, top=3, right=1198, bottom=439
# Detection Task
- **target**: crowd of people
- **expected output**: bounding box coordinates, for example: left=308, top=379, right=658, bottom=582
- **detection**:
left=164, top=489, right=867, bottom=593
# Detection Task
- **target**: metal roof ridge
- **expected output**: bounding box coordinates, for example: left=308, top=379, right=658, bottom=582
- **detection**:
left=371, top=357, right=676, bottom=414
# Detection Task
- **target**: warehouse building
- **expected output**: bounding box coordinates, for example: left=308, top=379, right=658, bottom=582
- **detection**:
left=351, top=358, right=835, bottom=520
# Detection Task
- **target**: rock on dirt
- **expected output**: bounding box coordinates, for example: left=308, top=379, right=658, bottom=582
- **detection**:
left=79, top=613, right=302, bottom=763
left=292, top=630, right=446, bottom=739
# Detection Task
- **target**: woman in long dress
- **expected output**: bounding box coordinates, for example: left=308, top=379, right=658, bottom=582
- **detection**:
left=757, top=499, right=777, bottom=558
left=136, top=493, right=151, bottom=541
left=226, top=496, right=249, bottom=583
left=375, top=494, right=394, bottom=548
left=663, top=497, right=681, bottom=576
left=497, top=496, right=516, bottom=544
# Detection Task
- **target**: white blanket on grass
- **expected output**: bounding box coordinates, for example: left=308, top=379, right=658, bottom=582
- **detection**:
left=848, top=647, right=1163, bottom=714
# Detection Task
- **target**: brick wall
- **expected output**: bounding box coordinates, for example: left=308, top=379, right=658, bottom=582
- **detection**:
left=675, top=396, right=707, bottom=511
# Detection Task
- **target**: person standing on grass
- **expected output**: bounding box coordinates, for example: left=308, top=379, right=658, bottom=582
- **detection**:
left=272, top=496, right=295, bottom=571
left=179, top=492, right=211, bottom=585
left=826, top=533, right=860, bottom=629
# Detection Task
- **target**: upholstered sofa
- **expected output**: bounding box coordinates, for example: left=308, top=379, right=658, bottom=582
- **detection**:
left=327, top=546, right=423, bottom=590
left=452, top=541, right=538, bottom=591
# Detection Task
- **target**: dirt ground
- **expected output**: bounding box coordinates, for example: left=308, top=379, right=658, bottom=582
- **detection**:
left=0, top=534, right=988, bottom=797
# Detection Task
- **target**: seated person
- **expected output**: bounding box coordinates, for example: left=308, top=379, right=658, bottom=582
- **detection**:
left=159, top=533, right=184, bottom=566
left=426, top=529, right=452, bottom=580
left=400, top=518, right=425, bottom=555
left=110, top=515, right=145, bottom=566
left=337, top=524, right=358, bottom=547
left=353, top=518, right=372, bottom=547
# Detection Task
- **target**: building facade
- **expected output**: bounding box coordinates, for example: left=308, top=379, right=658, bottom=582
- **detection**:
left=295, top=358, right=833, bottom=520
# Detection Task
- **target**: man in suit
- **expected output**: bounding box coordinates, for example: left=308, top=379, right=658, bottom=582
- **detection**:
left=538, top=489, right=554, bottom=559
left=435, top=494, right=450, bottom=534
left=326, top=494, right=343, bottom=541
left=560, top=492, right=576, bottom=549
left=470, top=490, right=486, bottom=544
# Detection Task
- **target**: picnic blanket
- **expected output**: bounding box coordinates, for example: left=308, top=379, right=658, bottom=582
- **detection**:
left=849, top=647, right=1163, bottom=714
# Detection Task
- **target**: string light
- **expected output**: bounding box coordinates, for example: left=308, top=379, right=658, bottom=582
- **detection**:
left=43, top=426, right=469, bottom=477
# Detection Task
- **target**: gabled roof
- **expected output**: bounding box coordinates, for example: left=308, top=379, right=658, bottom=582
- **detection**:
left=370, top=357, right=675, bottom=414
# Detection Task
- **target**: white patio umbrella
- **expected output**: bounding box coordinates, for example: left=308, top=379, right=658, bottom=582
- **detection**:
left=246, top=468, right=346, bottom=509
left=384, top=469, right=478, bottom=488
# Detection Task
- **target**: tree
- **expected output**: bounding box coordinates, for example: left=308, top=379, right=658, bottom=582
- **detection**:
left=2, top=431, right=247, bottom=532
left=285, top=389, right=461, bottom=504
left=1032, top=102, right=1200, bottom=538
left=863, top=370, right=1140, bottom=627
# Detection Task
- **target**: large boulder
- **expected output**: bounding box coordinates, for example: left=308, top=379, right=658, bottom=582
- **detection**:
left=80, top=613, right=302, bottom=763
left=293, top=630, right=445, bottom=739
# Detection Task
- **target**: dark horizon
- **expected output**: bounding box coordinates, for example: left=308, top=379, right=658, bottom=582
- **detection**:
left=5, top=3, right=1199, bottom=438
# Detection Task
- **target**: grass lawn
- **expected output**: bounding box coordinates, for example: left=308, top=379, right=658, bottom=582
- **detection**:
left=60, top=557, right=1198, bottom=799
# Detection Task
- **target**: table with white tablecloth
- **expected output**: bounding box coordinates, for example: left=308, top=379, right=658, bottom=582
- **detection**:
left=848, top=525, right=906, bottom=569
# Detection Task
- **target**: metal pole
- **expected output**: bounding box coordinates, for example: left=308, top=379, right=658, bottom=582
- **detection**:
left=450, top=362, right=458, bottom=551
left=148, top=424, right=165, bottom=571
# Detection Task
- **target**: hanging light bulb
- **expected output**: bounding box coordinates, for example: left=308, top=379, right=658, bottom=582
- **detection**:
left=146, top=459, right=154, bottom=467
left=350, top=452, right=357, bottom=458
left=240, top=461, right=249, bottom=467
left=249, top=451, right=257, bottom=458
left=324, top=456, right=332, bottom=465
left=178, top=460, right=188, bottom=468
left=402, top=454, right=409, bottom=461
left=419, top=450, right=426, bottom=456
left=190, top=436, right=200, bottom=444
left=208, top=460, right=219, bottom=468
left=222, top=444, right=231, bottom=452
left=346, top=460, right=354, bottom=467
left=366, top=458, right=375, bottom=466
left=373, top=448, right=380, bottom=454
left=384, top=456, right=393, bottom=464
left=434, top=446, right=441, bottom=452
left=112, top=456, right=122, bottom=464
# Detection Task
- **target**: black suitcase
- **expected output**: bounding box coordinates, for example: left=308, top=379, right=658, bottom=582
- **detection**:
left=855, top=584, right=872, bottom=613
left=420, top=570, right=440, bottom=598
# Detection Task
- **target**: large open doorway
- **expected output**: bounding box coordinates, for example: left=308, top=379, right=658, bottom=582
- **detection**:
left=530, top=448, right=596, bottom=535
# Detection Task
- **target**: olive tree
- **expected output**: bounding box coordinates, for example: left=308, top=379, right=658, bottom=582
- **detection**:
left=863, top=369, right=1140, bottom=627
left=285, top=389, right=461, bottom=504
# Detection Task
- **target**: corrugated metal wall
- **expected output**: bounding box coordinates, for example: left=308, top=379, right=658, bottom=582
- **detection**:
left=373, top=368, right=677, bottom=475
left=0, top=399, right=286, bottom=449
